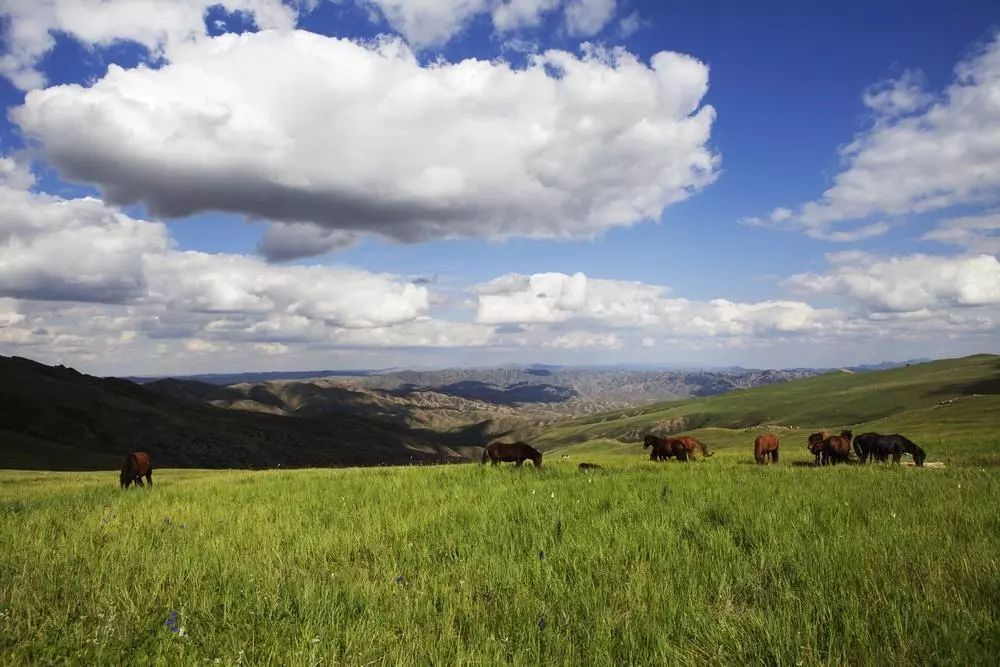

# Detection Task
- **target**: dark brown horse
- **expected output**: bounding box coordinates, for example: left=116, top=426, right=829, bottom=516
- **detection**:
left=807, top=431, right=829, bottom=465
left=753, top=434, right=779, bottom=464
left=481, top=442, right=542, bottom=467
left=120, top=451, right=152, bottom=489
left=643, top=434, right=687, bottom=461
left=854, top=432, right=926, bottom=466
left=668, top=436, right=713, bottom=461
left=819, top=430, right=853, bottom=465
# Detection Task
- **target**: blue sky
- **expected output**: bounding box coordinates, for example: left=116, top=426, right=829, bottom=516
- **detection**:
left=0, top=0, right=999, bottom=374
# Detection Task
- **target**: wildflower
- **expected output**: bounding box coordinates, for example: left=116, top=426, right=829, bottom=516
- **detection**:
left=538, top=616, right=547, bottom=631
left=178, top=626, right=187, bottom=638
left=890, top=512, right=897, bottom=519
left=395, top=575, right=406, bottom=585
left=538, top=550, right=545, bottom=560
left=165, top=610, right=180, bottom=634
left=550, top=492, right=555, bottom=498
left=310, top=637, right=320, bottom=644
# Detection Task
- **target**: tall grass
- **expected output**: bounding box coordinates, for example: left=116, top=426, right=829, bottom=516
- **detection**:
left=1, top=458, right=997, bottom=665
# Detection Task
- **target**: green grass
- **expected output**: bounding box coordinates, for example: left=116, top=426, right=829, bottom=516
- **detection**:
left=2, top=355, right=998, bottom=664
left=1, top=458, right=998, bottom=665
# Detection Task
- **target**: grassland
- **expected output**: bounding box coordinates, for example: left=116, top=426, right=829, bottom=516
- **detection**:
left=1, top=355, right=998, bottom=664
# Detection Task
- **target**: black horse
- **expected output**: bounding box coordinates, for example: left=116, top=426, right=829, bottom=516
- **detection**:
left=853, top=433, right=925, bottom=466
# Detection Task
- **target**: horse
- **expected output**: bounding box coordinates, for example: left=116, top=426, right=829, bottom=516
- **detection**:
left=481, top=441, right=543, bottom=468
left=578, top=462, right=603, bottom=471
left=807, top=431, right=829, bottom=465
left=819, top=430, right=853, bottom=465
left=753, top=434, right=780, bottom=464
left=853, top=432, right=881, bottom=463
left=120, top=451, right=152, bottom=489
left=643, top=435, right=687, bottom=462
left=856, top=433, right=926, bottom=466
left=668, top=436, right=713, bottom=461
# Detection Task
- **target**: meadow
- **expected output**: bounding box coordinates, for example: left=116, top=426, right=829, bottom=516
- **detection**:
left=2, top=356, right=999, bottom=664
left=1, top=451, right=998, bottom=665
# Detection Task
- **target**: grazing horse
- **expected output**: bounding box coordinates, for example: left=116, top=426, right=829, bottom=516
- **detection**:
left=578, top=462, right=603, bottom=471
left=120, top=451, right=152, bottom=489
left=481, top=442, right=543, bottom=468
left=853, top=432, right=881, bottom=463
left=643, top=435, right=687, bottom=462
left=668, top=436, right=713, bottom=461
left=753, top=434, right=780, bottom=464
left=819, top=430, right=853, bottom=465
left=807, top=431, right=830, bottom=465
left=855, top=433, right=925, bottom=466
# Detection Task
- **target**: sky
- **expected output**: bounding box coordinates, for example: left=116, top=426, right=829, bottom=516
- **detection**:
left=0, top=0, right=999, bottom=375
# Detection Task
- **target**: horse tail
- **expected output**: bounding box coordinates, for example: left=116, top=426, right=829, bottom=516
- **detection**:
left=481, top=447, right=490, bottom=464
left=771, top=448, right=778, bottom=463
left=699, top=440, right=713, bottom=457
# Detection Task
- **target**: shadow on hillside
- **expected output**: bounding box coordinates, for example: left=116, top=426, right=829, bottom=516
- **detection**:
left=926, top=360, right=1000, bottom=398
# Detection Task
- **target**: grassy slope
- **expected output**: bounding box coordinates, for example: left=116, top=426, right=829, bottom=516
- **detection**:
left=536, top=354, right=1000, bottom=466
left=2, top=355, right=998, bottom=664
left=0, top=464, right=997, bottom=665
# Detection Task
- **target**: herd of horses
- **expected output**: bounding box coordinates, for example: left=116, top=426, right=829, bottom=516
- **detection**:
left=119, top=429, right=927, bottom=487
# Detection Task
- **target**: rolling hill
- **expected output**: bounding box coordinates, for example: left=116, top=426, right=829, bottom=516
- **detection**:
left=0, top=356, right=475, bottom=470
left=533, top=354, right=1000, bottom=466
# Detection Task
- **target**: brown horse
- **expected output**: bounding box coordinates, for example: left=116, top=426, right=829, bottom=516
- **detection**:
left=667, top=436, right=713, bottom=461
left=753, top=434, right=779, bottom=464
left=807, top=431, right=829, bottom=465
left=819, top=430, right=853, bottom=465
left=481, top=442, right=542, bottom=467
left=120, top=451, right=152, bottom=489
left=643, top=434, right=686, bottom=461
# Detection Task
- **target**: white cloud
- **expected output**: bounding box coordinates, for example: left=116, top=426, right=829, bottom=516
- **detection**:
left=253, top=342, right=289, bottom=355
left=0, top=160, right=434, bottom=348
left=751, top=34, right=1000, bottom=239
left=922, top=210, right=1000, bottom=254
left=565, top=0, right=616, bottom=37
left=786, top=252, right=1000, bottom=313
left=13, top=32, right=718, bottom=246
left=492, top=0, right=561, bottom=32
left=862, top=70, right=934, bottom=118
left=474, top=271, right=835, bottom=336
left=359, top=0, right=489, bottom=49
left=0, top=184, right=170, bottom=303
left=0, top=0, right=299, bottom=89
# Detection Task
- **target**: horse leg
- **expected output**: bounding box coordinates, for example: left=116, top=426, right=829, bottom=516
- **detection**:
left=892, top=453, right=901, bottom=464
left=135, top=476, right=144, bottom=487
left=146, top=470, right=153, bottom=487
left=515, top=459, right=523, bottom=467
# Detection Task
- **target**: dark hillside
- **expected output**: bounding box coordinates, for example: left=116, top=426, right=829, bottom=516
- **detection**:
left=0, top=356, right=463, bottom=470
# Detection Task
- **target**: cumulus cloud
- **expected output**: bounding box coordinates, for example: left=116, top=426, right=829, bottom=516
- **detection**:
left=13, top=32, right=718, bottom=247
left=0, top=158, right=442, bottom=360
left=0, top=182, right=170, bottom=303
left=565, top=0, right=616, bottom=37
left=0, top=0, right=299, bottom=89
left=492, top=0, right=562, bottom=32
left=748, top=34, right=1000, bottom=239
left=922, top=210, right=1000, bottom=254
left=474, top=271, right=836, bottom=336
left=786, top=252, right=1000, bottom=313
left=359, top=1, right=610, bottom=47
left=257, top=222, right=358, bottom=262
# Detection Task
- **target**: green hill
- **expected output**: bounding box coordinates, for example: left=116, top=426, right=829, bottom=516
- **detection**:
left=535, top=354, right=1000, bottom=466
